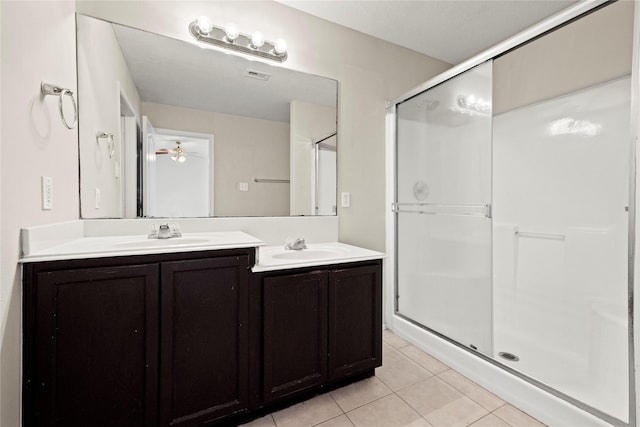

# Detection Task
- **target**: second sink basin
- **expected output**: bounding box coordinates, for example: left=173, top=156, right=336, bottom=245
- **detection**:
left=272, top=249, right=342, bottom=260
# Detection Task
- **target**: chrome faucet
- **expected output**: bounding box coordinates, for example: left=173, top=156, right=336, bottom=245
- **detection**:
left=148, top=223, right=182, bottom=239
left=285, top=237, right=307, bottom=251
left=157, top=224, right=172, bottom=239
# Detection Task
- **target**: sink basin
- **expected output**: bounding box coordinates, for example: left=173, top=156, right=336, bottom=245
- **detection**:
left=115, top=238, right=211, bottom=249
left=272, top=249, right=342, bottom=260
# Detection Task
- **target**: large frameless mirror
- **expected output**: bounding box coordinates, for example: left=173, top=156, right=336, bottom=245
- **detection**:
left=76, top=14, right=338, bottom=219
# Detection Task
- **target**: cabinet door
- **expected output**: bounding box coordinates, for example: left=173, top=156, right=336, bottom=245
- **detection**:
left=160, top=256, right=250, bottom=426
left=31, top=264, right=159, bottom=427
left=263, top=271, right=328, bottom=402
left=328, top=264, right=382, bottom=380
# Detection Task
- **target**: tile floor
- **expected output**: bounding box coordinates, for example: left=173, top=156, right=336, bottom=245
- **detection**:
left=242, top=330, right=547, bottom=427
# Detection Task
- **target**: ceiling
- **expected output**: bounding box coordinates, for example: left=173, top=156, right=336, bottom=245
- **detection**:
left=111, top=22, right=336, bottom=123
left=276, top=0, right=580, bottom=64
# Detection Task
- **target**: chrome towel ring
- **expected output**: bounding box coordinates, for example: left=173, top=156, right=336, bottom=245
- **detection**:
left=41, top=82, right=78, bottom=130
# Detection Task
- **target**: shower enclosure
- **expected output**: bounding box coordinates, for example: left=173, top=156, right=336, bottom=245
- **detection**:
left=390, top=1, right=635, bottom=425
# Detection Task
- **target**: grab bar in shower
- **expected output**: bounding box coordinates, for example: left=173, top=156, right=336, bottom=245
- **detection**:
left=392, top=202, right=491, bottom=218
left=515, top=231, right=565, bottom=241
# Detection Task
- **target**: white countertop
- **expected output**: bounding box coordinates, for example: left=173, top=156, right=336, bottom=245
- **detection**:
left=20, top=231, right=264, bottom=263
left=253, top=242, right=385, bottom=272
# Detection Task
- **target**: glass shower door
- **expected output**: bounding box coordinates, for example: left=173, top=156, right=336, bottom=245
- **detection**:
left=395, top=61, right=493, bottom=355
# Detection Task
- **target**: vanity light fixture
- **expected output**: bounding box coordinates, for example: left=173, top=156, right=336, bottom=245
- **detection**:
left=189, top=16, right=288, bottom=62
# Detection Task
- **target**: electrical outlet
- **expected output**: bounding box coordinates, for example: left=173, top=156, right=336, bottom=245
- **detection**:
left=95, top=188, right=101, bottom=209
left=341, top=192, right=350, bottom=208
left=41, top=176, right=53, bottom=210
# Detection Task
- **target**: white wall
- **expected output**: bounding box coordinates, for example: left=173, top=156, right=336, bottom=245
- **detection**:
left=142, top=101, right=291, bottom=217
left=77, top=14, right=142, bottom=218
left=75, top=0, right=452, bottom=251
left=1, top=2, right=79, bottom=426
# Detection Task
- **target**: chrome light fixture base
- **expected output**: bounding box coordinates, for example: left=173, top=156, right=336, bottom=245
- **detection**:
left=189, top=20, right=288, bottom=63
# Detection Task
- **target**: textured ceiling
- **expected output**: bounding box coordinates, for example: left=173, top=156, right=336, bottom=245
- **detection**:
left=113, top=24, right=337, bottom=123
left=276, top=0, right=579, bottom=64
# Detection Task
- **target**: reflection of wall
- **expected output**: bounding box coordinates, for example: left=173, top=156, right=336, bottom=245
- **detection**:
left=1, top=2, right=79, bottom=426
left=494, top=1, right=633, bottom=115
left=77, top=15, right=142, bottom=218
left=76, top=0, right=451, bottom=250
left=142, top=102, right=290, bottom=217
left=290, top=100, right=336, bottom=216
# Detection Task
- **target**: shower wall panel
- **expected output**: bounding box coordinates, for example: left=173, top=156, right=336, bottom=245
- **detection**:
left=492, top=77, right=631, bottom=421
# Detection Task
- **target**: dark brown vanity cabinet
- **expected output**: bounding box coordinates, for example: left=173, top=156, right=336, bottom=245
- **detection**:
left=255, top=261, right=383, bottom=406
left=160, top=257, right=250, bottom=426
left=23, top=250, right=381, bottom=426
left=23, top=249, right=253, bottom=427
left=262, top=271, right=329, bottom=402
left=23, top=263, right=160, bottom=427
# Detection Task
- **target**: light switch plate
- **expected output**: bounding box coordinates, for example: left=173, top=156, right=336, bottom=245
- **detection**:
left=341, top=192, right=350, bottom=208
left=41, top=176, right=53, bottom=210
left=239, top=182, right=249, bottom=192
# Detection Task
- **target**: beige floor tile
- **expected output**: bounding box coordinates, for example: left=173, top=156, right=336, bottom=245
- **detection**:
left=438, top=370, right=504, bottom=411
left=397, top=377, right=487, bottom=427
left=272, top=394, right=343, bottom=427
left=314, top=414, right=355, bottom=427
left=399, top=345, right=450, bottom=375
left=493, top=404, right=547, bottom=427
left=330, top=376, right=393, bottom=412
left=346, top=394, right=430, bottom=427
left=397, top=377, right=462, bottom=414
left=376, top=344, right=433, bottom=391
left=425, top=397, right=488, bottom=427
left=469, top=414, right=511, bottom=427
left=383, top=329, right=411, bottom=349
left=240, top=414, right=277, bottom=426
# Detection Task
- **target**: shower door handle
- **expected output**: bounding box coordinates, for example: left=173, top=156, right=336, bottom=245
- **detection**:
left=392, top=202, right=491, bottom=218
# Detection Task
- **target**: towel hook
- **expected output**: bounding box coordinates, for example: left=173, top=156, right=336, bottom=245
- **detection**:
left=41, top=82, right=78, bottom=130
left=96, top=132, right=115, bottom=158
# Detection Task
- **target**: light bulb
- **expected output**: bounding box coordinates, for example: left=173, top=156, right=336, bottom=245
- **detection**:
left=225, top=23, right=239, bottom=41
left=251, top=31, right=264, bottom=48
left=178, top=155, right=187, bottom=163
left=274, top=38, right=287, bottom=55
left=196, top=16, right=213, bottom=34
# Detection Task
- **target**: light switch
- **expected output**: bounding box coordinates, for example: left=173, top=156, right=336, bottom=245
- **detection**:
left=95, top=188, right=101, bottom=209
left=41, top=176, right=53, bottom=210
left=239, top=182, right=249, bottom=192
left=341, top=192, right=350, bottom=208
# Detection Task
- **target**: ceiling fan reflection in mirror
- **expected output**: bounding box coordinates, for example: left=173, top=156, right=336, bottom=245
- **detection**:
left=155, top=140, right=205, bottom=163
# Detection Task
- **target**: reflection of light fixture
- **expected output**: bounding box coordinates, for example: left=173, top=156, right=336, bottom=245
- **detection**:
left=547, top=118, right=602, bottom=136
left=455, top=94, right=491, bottom=115
left=189, top=16, right=288, bottom=62
left=225, top=23, right=239, bottom=42
left=170, top=141, right=187, bottom=163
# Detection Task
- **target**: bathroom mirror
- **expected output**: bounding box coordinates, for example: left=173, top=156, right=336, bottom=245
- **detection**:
left=76, top=14, right=337, bottom=218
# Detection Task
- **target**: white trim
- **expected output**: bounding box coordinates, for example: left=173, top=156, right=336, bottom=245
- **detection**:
left=631, top=0, right=640, bottom=425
